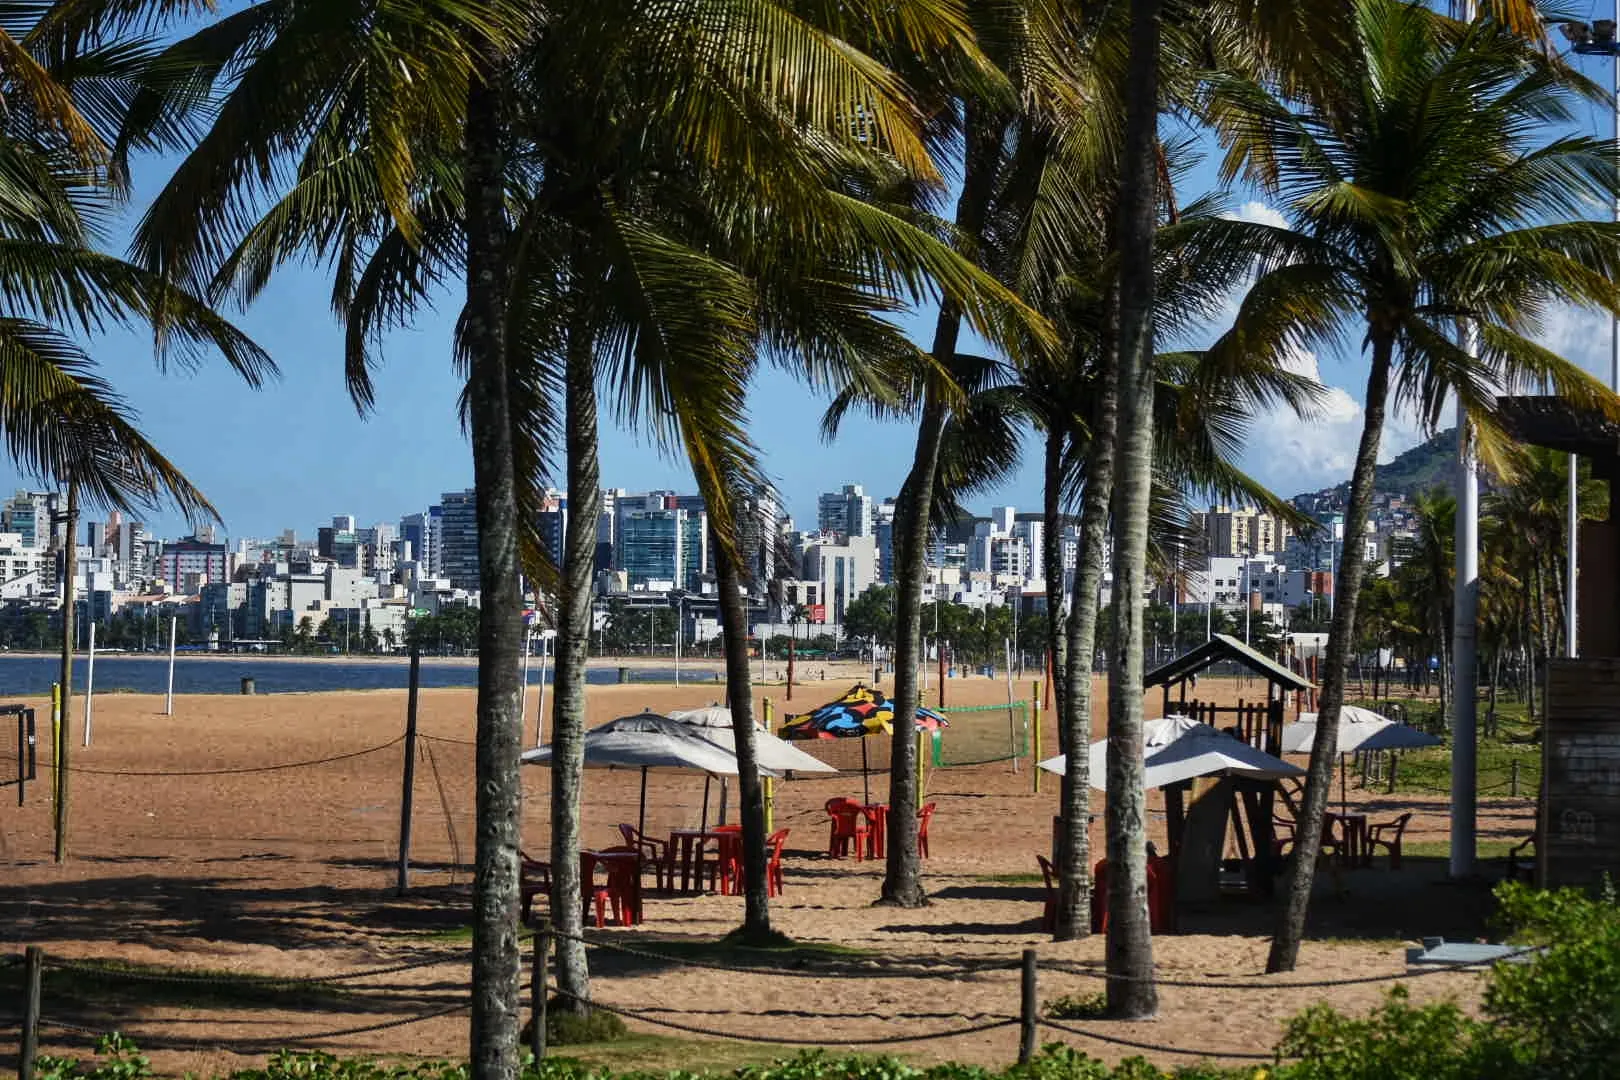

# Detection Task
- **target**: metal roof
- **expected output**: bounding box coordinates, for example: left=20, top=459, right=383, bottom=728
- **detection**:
left=1143, top=633, right=1313, bottom=691
left=1492, top=395, right=1620, bottom=458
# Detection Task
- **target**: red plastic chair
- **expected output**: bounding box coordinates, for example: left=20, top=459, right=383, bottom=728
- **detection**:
left=917, top=802, right=937, bottom=858
left=766, top=828, right=790, bottom=896
left=618, top=823, right=673, bottom=891
left=1036, top=854, right=1058, bottom=933
left=825, top=798, right=869, bottom=860
left=1091, top=857, right=1172, bottom=934
left=708, top=824, right=743, bottom=894
left=1366, top=812, right=1413, bottom=869
left=519, top=850, right=551, bottom=925
left=593, top=847, right=643, bottom=926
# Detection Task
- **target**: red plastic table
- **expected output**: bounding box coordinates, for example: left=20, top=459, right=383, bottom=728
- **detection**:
left=861, top=804, right=890, bottom=859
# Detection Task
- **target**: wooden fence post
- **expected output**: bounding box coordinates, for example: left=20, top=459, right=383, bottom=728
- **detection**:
left=1511, top=759, right=1521, bottom=798
left=531, top=919, right=549, bottom=1063
left=1018, top=948, right=1038, bottom=1064
left=20, top=946, right=42, bottom=1080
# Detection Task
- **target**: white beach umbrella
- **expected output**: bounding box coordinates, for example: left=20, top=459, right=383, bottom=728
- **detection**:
left=1036, top=715, right=1304, bottom=791
left=522, top=711, right=775, bottom=834
left=1282, top=704, right=1440, bottom=813
left=1281, top=705, right=1442, bottom=754
left=668, top=706, right=838, bottom=775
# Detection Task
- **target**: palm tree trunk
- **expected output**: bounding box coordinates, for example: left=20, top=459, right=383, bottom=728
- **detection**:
left=551, top=305, right=600, bottom=1013
left=1044, top=425, right=1069, bottom=754
left=1102, top=0, right=1162, bottom=1020
left=880, top=111, right=1003, bottom=909
left=464, top=57, right=524, bottom=1079
left=54, top=481, right=77, bottom=864
left=1056, top=318, right=1119, bottom=940
left=1268, top=330, right=1394, bottom=973
left=715, top=531, right=772, bottom=939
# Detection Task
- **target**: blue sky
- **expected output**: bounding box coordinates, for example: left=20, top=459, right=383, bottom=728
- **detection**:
left=2, top=32, right=1615, bottom=542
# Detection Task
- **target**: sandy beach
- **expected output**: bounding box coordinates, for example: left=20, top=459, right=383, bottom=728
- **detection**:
left=0, top=674, right=1529, bottom=1075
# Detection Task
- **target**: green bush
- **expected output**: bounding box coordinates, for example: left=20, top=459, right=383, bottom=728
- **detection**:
left=1042, top=994, right=1108, bottom=1021
left=1485, top=879, right=1620, bottom=1079
left=33, top=1034, right=154, bottom=1080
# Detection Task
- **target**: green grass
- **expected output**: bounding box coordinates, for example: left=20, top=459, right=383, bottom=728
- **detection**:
left=972, top=872, right=1044, bottom=885
left=1401, top=839, right=1523, bottom=860
left=1344, top=695, right=1540, bottom=798
left=0, top=956, right=356, bottom=1011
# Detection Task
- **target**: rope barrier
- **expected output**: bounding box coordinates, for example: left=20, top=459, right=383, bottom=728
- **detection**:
left=419, top=733, right=478, bottom=747
left=47, top=736, right=403, bottom=777
left=554, top=987, right=1020, bottom=1046
left=552, top=928, right=1015, bottom=979
left=39, top=1001, right=471, bottom=1050
left=1041, top=949, right=1535, bottom=989
left=41, top=951, right=467, bottom=989
left=1040, top=1016, right=1279, bottom=1062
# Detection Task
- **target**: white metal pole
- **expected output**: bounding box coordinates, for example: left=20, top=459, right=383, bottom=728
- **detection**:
left=165, top=615, right=177, bottom=716
left=1446, top=0, right=1481, bottom=881
left=520, top=628, right=532, bottom=731
left=82, top=621, right=95, bottom=747
left=536, top=633, right=549, bottom=746
left=674, top=598, right=682, bottom=686
left=1243, top=552, right=1251, bottom=645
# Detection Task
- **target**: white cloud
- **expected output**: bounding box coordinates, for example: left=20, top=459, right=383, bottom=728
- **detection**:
left=1230, top=200, right=1289, bottom=230
left=1191, top=201, right=1434, bottom=496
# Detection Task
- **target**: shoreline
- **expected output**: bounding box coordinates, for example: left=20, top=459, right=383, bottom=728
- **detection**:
left=0, top=649, right=743, bottom=672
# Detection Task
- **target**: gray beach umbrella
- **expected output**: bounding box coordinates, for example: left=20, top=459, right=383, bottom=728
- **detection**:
left=1037, top=715, right=1304, bottom=791
left=521, top=711, right=774, bottom=835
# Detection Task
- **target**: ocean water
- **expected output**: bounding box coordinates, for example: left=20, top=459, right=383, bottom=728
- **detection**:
left=0, top=654, right=713, bottom=696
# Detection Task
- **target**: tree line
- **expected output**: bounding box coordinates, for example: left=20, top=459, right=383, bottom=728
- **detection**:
left=8, top=0, right=1618, bottom=1072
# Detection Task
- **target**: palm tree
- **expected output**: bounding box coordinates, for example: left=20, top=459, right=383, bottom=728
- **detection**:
left=1179, top=0, right=1620, bottom=971
left=121, top=1, right=1043, bottom=1053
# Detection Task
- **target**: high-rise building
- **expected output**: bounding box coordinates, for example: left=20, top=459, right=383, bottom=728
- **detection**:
left=737, top=486, right=779, bottom=587
left=400, top=508, right=443, bottom=577
left=2, top=490, right=61, bottom=550
left=537, top=488, right=567, bottom=565
left=800, top=534, right=878, bottom=624
left=817, top=484, right=874, bottom=539
left=619, top=507, right=707, bottom=589
left=159, top=537, right=228, bottom=590
left=1199, top=505, right=1293, bottom=558
left=438, top=489, right=480, bottom=590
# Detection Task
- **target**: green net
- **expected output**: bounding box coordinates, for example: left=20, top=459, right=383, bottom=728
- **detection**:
left=931, top=701, right=1030, bottom=767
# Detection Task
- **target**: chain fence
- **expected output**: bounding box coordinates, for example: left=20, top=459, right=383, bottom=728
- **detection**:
left=9, top=929, right=1524, bottom=1078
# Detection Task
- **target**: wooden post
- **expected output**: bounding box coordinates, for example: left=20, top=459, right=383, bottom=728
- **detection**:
left=397, top=645, right=421, bottom=895
left=1017, top=948, right=1038, bottom=1064
left=1032, top=680, right=1042, bottom=794
left=1511, top=759, right=1520, bottom=798
left=1387, top=754, right=1399, bottom=795
left=20, top=945, right=42, bottom=1080
left=531, top=920, right=549, bottom=1063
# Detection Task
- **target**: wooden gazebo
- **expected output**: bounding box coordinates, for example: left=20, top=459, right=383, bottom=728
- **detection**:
left=1146, top=632, right=1312, bottom=755
left=1143, top=635, right=1314, bottom=904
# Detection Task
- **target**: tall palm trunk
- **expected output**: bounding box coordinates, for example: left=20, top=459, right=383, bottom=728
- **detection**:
left=464, top=57, right=524, bottom=1080
left=716, top=534, right=772, bottom=939
left=1269, top=331, right=1393, bottom=973
left=54, top=481, right=77, bottom=864
left=881, top=113, right=1002, bottom=908
left=1044, top=426, right=1069, bottom=754
left=1102, top=0, right=1161, bottom=1019
left=551, top=307, right=599, bottom=1011
left=1056, top=319, right=1119, bottom=941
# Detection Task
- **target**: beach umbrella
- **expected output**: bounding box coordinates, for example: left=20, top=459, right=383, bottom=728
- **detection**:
left=669, top=706, right=839, bottom=774
left=1282, top=705, right=1441, bottom=813
left=668, top=705, right=836, bottom=828
left=1036, top=715, right=1304, bottom=791
left=522, top=711, right=774, bottom=836
left=778, top=683, right=947, bottom=803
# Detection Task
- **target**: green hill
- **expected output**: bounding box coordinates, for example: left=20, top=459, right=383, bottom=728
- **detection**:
left=1373, top=427, right=1455, bottom=497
